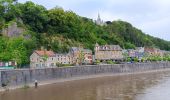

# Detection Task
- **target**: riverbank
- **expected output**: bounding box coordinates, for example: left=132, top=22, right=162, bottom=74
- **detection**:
left=0, top=62, right=170, bottom=92
left=1, top=66, right=170, bottom=92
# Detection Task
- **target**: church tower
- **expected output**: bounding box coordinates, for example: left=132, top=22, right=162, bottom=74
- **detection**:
left=96, top=13, right=105, bottom=26
left=95, top=43, right=99, bottom=51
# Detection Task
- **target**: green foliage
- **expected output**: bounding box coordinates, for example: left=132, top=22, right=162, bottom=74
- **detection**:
left=62, top=64, right=73, bottom=67
left=126, top=57, right=131, bottom=62
left=56, top=62, right=63, bottom=67
left=0, top=36, right=36, bottom=67
left=95, top=60, right=100, bottom=65
left=134, top=57, right=138, bottom=62
left=141, top=58, right=145, bottom=62
left=42, top=54, right=48, bottom=62
left=147, top=56, right=163, bottom=62
left=0, top=1, right=170, bottom=67
left=107, top=60, right=115, bottom=64
left=124, top=42, right=135, bottom=49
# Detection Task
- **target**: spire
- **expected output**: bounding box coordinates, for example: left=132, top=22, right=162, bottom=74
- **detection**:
left=95, top=42, right=99, bottom=47
left=97, top=13, right=101, bottom=22
left=96, top=13, right=104, bottom=26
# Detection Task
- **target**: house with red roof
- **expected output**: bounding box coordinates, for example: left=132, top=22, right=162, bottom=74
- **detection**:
left=144, top=47, right=163, bottom=57
left=30, top=50, right=56, bottom=68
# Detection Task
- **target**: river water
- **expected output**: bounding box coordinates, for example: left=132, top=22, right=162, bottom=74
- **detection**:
left=1, top=70, right=170, bottom=100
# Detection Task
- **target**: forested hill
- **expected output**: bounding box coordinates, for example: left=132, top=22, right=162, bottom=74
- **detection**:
left=0, top=1, right=170, bottom=66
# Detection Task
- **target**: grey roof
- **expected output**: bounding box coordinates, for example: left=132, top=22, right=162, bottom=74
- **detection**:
left=98, top=45, right=122, bottom=51
left=70, top=47, right=92, bottom=53
left=83, top=49, right=92, bottom=53
left=70, top=47, right=83, bottom=52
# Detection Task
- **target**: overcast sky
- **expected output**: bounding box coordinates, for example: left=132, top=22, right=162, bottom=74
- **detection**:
left=18, top=0, right=170, bottom=41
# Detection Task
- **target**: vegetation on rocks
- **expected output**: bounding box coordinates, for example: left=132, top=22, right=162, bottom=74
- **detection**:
left=0, top=0, right=170, bottom=67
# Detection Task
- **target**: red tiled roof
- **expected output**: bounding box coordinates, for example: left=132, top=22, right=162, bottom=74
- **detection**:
left=144, top=47, right=156, bottom=52
left=35, top=50, right=55, bottom=57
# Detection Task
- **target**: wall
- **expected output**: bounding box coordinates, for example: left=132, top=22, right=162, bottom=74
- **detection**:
left=0, top=62, right=170, bottom=88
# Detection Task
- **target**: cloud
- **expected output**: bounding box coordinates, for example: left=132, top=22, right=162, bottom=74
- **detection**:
left=139, top=17, right=170, bottom=40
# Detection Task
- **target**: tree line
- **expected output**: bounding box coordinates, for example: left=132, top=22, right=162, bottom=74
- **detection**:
left=0, top=0, right=170, bottom=67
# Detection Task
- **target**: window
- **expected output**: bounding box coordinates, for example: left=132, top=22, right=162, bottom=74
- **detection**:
left=51, top=63, right=54, bottom=67
left=42, top=64, right=45, bottom=67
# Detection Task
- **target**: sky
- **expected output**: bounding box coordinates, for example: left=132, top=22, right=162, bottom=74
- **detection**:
left=18, top=0, right=170, bottom=41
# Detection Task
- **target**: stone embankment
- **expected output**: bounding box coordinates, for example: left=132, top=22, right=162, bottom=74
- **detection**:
left=0, top=62, right=170, bottom=90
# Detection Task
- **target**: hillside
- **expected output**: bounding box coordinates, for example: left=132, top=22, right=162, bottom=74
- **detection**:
left=0, top=1, right=170, bottom=66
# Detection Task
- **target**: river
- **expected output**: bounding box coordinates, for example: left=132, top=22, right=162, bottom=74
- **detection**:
left=0, top=70, right=170, bottom=100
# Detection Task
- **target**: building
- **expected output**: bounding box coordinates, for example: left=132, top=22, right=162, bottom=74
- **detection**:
left=56, top=53, right=73, bottom=64
left=82, top=49, right=93, bottom=64
left=127, top=47, right=144, bottom=59
left=30, top=50, right=56, bottom=68
left=69, top=47, right=82, bottom=64
left=127, top=49, right=136, bottom=58
left=144, top=47, right=163, bottom=57
left=0, top=61, right=16, bottom=69
left=135, top=47, right=145, bottom=59
left=94, top=43, right=123, bottom=61
left=162, top=50, right=170, bottom=57
left=95, top=13, right=106, bottom=26
left=69, top=47, right=93, bottom=65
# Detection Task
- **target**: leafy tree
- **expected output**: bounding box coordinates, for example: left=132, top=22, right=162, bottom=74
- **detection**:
left=0, top=1, right=170, bottom=67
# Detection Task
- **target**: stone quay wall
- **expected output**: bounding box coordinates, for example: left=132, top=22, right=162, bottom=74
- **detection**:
left=0, top=62, right=170, bottom=88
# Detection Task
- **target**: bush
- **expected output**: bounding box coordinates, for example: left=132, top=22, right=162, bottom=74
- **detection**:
left=134, top=57, right=138, bottom=62
left=95, top=60, right=101, bottom=65
left=56, top=63, right=63, bottom=67
left=107, top=60, right=115, bottom=64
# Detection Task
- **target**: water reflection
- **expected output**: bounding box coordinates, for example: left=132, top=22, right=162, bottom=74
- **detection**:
left=0, top=71, right=170, bottom=100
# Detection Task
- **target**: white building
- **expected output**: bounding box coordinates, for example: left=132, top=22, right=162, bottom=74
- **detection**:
left=56, top=53, right=73, bottom=64
left=30, top=50, right=56, bottom=68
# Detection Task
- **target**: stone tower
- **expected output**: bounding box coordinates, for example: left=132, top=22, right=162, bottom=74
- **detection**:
left=96, top=13, right=103, bottom=25
left=95, top=43, right=99, bottom=51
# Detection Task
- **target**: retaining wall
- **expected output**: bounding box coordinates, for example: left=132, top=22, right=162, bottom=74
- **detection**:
left=0, top=62, right=170, bottom=88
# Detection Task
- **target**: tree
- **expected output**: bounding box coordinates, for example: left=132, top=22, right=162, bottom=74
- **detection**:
left=77, top=50, right=84, bottom=65
left=12, top=50, right=22, bottom=68
left=19, top=1, right=48, bottom=32
left=42, top=54, right=48, bottom=67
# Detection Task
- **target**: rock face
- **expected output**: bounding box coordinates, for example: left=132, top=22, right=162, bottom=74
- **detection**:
left=2, top=22, right=24, bottom=37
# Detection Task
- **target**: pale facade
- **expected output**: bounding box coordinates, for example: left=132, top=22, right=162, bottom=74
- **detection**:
left=83, top=49, right=93, bottom=64
left=30, top=50, right=56, bottom=68
left=56, top=53, right=73, bottom=64
left=144, top=47, right=163, bottom=57
left=69, top=47, right=93, bottom=65
left=94, top=43, right=123, bottom=61
left=128, top=49, right=136, bottom=58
